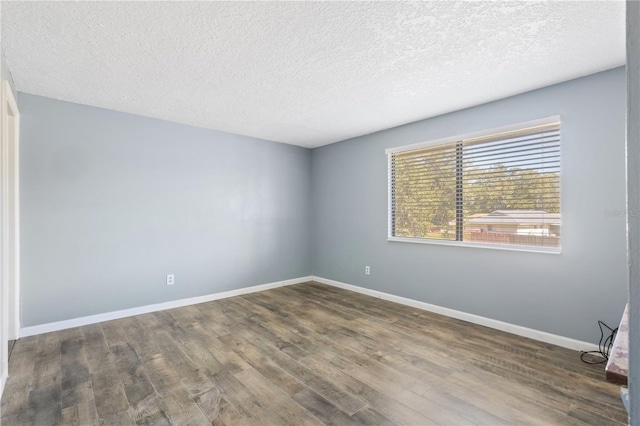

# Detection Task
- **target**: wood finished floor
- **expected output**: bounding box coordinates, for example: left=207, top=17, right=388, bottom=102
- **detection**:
left=0, top=282, right=627, bottom=425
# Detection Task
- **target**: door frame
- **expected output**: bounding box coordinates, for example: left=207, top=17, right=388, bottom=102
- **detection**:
left=1, top=80, right=20, bottom=343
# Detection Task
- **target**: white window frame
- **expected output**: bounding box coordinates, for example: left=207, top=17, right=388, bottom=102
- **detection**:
left=386, top=116, right=562, bottom=254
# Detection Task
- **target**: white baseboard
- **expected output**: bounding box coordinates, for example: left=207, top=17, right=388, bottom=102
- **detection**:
left=19, top=276, right=312, bottom=338
left=312, top=276, right=600, bottom=353
left=17, top=275, right=601, bottom=354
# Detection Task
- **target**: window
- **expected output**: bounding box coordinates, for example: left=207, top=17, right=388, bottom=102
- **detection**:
left=387, top=117, right=561, bottom=252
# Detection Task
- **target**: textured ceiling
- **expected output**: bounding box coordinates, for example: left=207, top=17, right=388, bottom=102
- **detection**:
left=1, top=1, right=625, bottom=148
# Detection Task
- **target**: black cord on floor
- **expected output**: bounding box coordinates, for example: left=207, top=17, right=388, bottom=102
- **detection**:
left=580, top=321, right=617, bottom=364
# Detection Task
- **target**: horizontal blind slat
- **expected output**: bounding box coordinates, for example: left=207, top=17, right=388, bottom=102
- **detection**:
left=390, top=121, right=561, bottom=248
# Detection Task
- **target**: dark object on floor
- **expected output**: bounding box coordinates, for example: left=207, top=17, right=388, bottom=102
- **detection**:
left=581, top=320, right=618, bottom=364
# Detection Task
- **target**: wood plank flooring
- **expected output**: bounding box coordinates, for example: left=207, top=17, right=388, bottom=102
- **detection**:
left=0, top=282, right=628, bottom=425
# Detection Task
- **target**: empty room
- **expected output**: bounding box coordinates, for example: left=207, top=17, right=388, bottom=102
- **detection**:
left=0, top=1, right=638, bottom=425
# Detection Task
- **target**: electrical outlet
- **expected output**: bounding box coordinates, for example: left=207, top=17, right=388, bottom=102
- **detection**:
left=365, top=266, right=370, bottom=275
left=166, top=274, right=175, bottom=286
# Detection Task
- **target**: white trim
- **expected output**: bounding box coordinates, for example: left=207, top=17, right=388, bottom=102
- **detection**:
left=0, top=366, right=6, bottom=398
left=12, top=88, right=19, bottom=340
left=387, top=236, right=561, bottom=254
left=20, top=276, right=312, bottom=337
left=1, top=81, right=20, bottom=340
left=385, top=115, right=561, bottom=154
left=18, top=274, right=599, bottom=353
left=0, top=81, right=19, bottom=402
left=312, top=275, right=600, bottom=353
left=387, top=153, right=394, bottom=236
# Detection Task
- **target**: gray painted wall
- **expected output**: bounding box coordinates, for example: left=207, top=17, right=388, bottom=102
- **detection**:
left=626, top=1, right=639, bottom=421
left=18, top=67, right=629, bottom=343
left=311, top=67, right=628, bottom=343
left=19, top=93, right=311, bottom=326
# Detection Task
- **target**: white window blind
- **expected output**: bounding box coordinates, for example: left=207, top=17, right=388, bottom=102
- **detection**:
left=388, top=119, right=561, bottom=252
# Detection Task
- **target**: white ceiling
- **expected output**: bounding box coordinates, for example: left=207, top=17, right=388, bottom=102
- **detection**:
left=1, top=1, right=625, bottom=148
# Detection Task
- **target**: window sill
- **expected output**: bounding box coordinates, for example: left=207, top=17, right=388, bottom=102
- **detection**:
left=387, top=236, right=561, bottom=254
